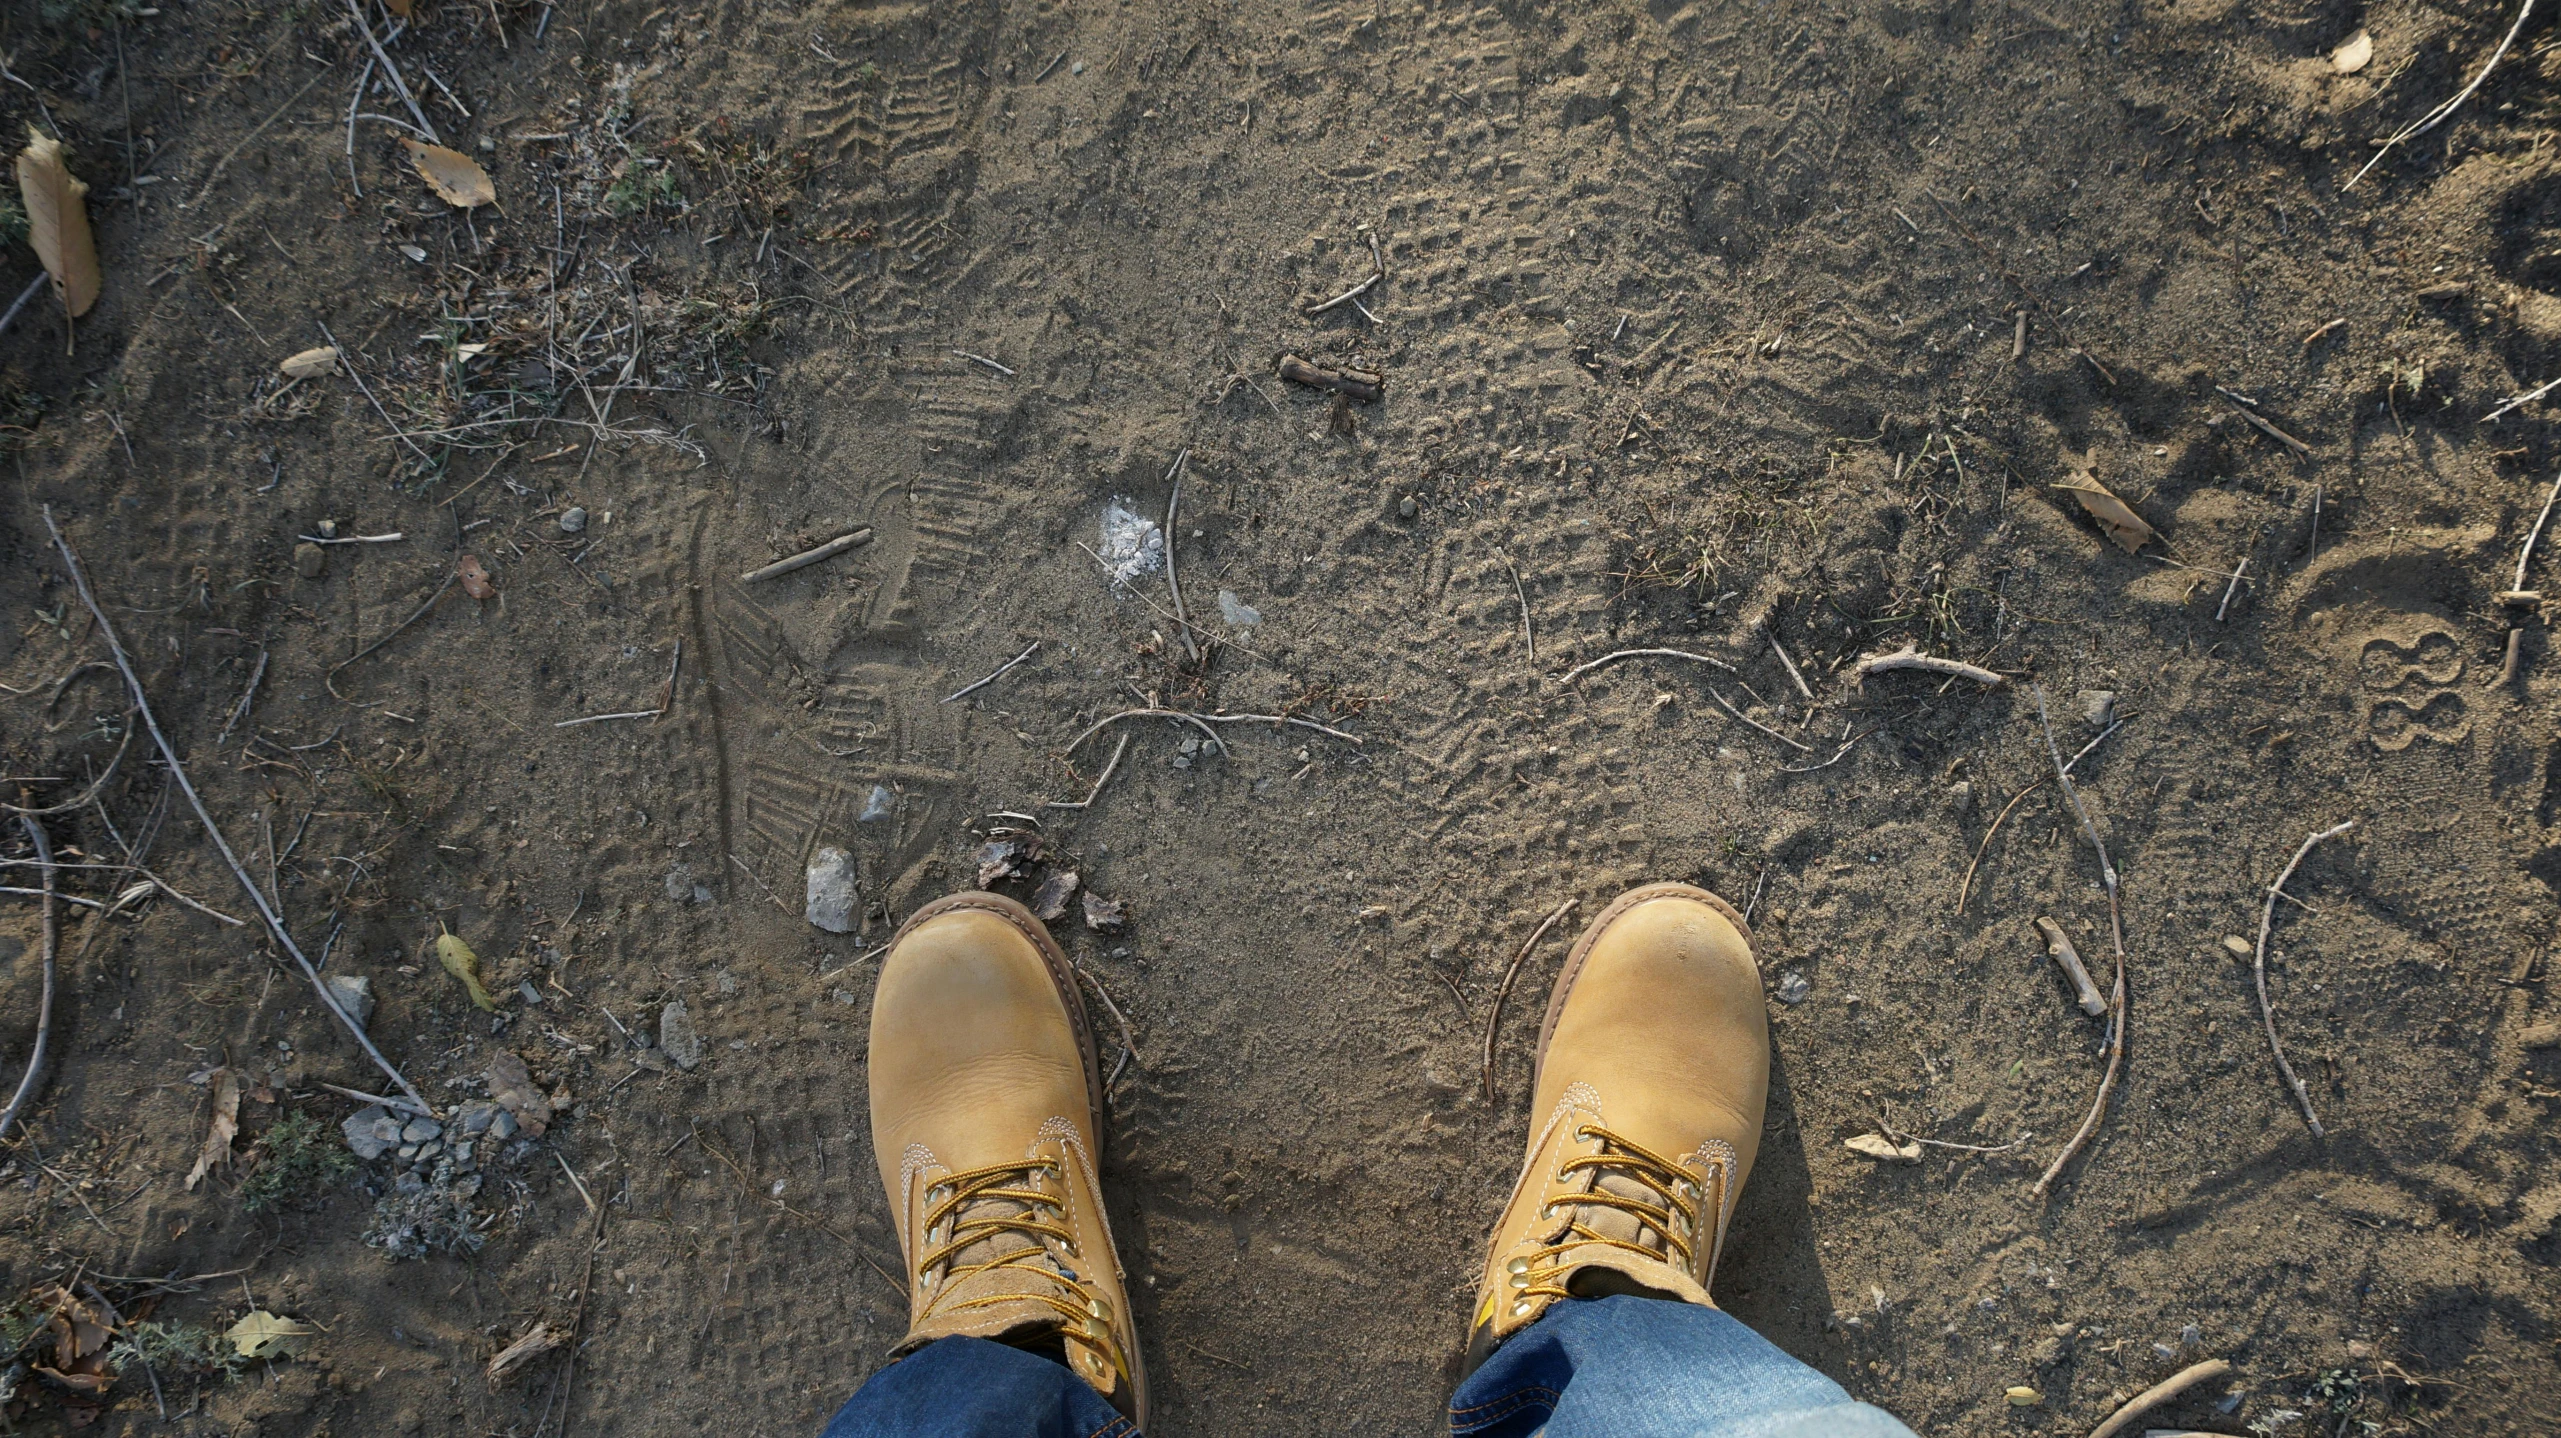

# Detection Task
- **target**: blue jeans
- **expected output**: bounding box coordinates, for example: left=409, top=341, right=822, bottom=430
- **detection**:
left=819, top=1296, right=1913, bottom=1437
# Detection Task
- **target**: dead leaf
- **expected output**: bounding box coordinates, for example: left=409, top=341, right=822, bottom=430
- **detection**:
left=224, top=1310, right=316, bottom=1359
left=1081, top=891, right=1128, bottom=932
left=186, top=1067, right=242, bottom=1191
left=975, top=839, right=1026, bottom=888
left=278, top=346, right=340, bottom=379
left=457, top=553, right=497, bottom=600
left=486, top=1323, right=562, bottom=1386
left=401, top=138, right=496, bottom=209
left=484, top=1051, right=553, bottom=1138
left=436, top=930, right=500, bottom=1011
left=384, top=0, right=412, bottom=14
left=2331, top=29, right=2374, bottom=73
left=1843, top=1132, right=1923, bottom=1164
left=1030, top=869, right=1080, bottom=922
left=2054, top=470, right=2158, bottom=552
left=17, top=127, right=101, bottom=318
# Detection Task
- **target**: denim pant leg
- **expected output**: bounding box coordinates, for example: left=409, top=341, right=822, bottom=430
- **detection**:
left=1449, top=1296, right=1916, bottom=1438
left=820, top=1336, right=1137, bottom=1438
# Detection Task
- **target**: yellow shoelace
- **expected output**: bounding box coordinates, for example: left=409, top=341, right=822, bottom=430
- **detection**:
left=913, top=1158, right=1098, bottom=1331
left=1513, top=1125, right=1725, bottom=1305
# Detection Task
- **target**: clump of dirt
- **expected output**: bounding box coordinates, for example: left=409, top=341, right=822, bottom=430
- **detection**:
left=0, top=0, right=2557, bottom=1433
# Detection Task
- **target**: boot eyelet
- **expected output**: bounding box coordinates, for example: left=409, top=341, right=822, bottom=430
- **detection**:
left=1508, top=1273, right=1530, bottom=1290
left=1510, top=1300, right=1533, bottom=1317
left=1505, top=1258, right=1530, bottom=1275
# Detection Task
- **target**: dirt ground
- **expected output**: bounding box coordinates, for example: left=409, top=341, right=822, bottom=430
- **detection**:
left=1, top=0, right=2559, bottom=1432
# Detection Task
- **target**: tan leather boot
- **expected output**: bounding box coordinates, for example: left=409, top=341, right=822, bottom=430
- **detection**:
left=868, top=892, right=1147, bottom=1424
left=1464, top=882, right=1770, bottom=1369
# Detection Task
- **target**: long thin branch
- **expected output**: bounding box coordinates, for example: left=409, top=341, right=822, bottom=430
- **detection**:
left=2255, top=820, right=2355, bottom=1138
left=2514, top=470, right=2561, bottom=592
left=1558, top=647, right=1740, bottom=684
left=2029, top=685, right=2127, bottom=1199
left=41, top=508, right=434, bottom=1115
left=2345, top=0, right=2536, bottom=191
left=0, top=818, right=61, bottom=1143
left=341, top=0, right=440, bottom=145
left=1480, top=898, right=1579, bottom=1102
left=1955, top=719, right=2122, bottom=912
left=942, top=641, right=1040, bottom=704
left=1163, top=450, right=1200, bottom=664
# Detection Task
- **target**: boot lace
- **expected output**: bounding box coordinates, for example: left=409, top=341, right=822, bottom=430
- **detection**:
left=1511, top=1125, right=1727, bottom=1307
left=914, top=1158, right=1098, bottom=1330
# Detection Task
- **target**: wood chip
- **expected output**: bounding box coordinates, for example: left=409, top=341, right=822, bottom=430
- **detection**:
left=457, top=554, right=497, bottom=600
left=16, top=127, right=101, bottom=318
left=486, top=1323, right=561, bottom=1386
left=401, top=138, right=496, bottom=208
left=1844, top=1132, right=1923, bottom=1163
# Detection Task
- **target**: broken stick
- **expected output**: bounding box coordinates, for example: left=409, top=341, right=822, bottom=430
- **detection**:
left=741, top=527, right=874, bottom=584
left=2085, top=1358, right=2234, bottom=1438
left=1851, top=645, right=2005, bottom=688
left=1275, top=353, right=1383, bottom=402
left=2033, top=917, right=2108, bottom=1017
left=2255, top=819, right=2354, bottom=1138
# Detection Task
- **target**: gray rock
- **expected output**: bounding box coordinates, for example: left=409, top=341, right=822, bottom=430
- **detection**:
left=452, top=1142, right=475, bottom=1168
left=293, top=542, right=326, bottom=580
left=1947, top=780, right=1976, bottom=818
left=457, top=1101, right=499, bottom=1136
left=559, top=506, right=588, bottom=534
left=490, top=1110, right=519, bottom=1141
left=805, top=847, right=859, bottom=933
left=660, top=1000, right=702, bottom=1070
left=343, top=1105, right=396, bottom=1160
left=397, top=1143, right=420, bottom=1162
left=1217, top=590, right=1262, bottom=628
left=401, top=1117, right=443, bottom=1143
left=2078, top=689, right=2117, bottom=728
left=859, top=784, right=894, bottom=822
left=1398, top=495, right=1418, bottom=520
left=324, top=974, right=375, bottom=1029
left=1775, top=971, right=1812, bottom=1005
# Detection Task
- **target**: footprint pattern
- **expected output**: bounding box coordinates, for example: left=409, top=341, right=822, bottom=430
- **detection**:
left=2358, top=631, right=2469, bottom=751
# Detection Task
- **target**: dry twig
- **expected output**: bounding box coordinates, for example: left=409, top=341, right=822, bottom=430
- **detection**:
left=0, top=817, right=60, bottom=1143
left=2513, top=470, right=2561, bottom=592
left=1479, top=898, right=1579, bottom=1101
left=943, top=641, right=1041, bottom=704
left=2344, top=0, right=2537, bottom=190
left=2085, top=1358, right=2234, bottom=1438
left=2255, top=820, right=2355, bottom=1138
left=1852, top=645, right=2005, bottom=688
left=1163, top=450, right=1200, bottom=664
left=1045, top=733, right=1132, bottom=812
left=2028, top=686, right=2126, bottom=1199
left=740, top=528, right=872, bottom=584
left=1558, top=647, right=1739, bottom=683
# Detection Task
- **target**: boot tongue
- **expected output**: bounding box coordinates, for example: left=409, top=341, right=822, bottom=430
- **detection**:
left=935, top=1173, right=1080, bottom=1312
left=1567, top=1168, right=1674, bottom=1256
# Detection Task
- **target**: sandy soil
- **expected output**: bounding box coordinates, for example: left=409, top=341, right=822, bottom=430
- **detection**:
left=1, top=0, right=2558, bottom=1432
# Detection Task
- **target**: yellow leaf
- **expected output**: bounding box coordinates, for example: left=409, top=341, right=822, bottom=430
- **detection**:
left=2331, top=30, right=2373, bottom=74
left=384, top=0, right=412, bottom=14
left=16, top=127, right=101, bottom=318
left=2053, top=470, right=2158, bottom=552
left=2005, top=1385, right=2041, bottom=1406
left=278, top=346, right=340, bottom=379
left=401, top=138, right=496, bottom=209
left=225, top=1311, right=316, bottom=1359
left=437, top=931, right=500, bottom=1011
left=186, top=1067, right=242, bottom=1191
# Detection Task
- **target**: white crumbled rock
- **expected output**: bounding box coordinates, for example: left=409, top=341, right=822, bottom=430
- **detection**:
left=806, top=847, right=859, bottom=933
left=1218, top=590, right=1261, bottom=628
left=1097, top=499, right=1164, bottom=591
left=343, top=1105, right=404, bottom=1161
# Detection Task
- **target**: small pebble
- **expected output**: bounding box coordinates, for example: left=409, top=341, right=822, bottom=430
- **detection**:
left=1070, top=60, right=1085, bottom=73
left=477, top=136, right=496, bottom=152
left=2222, top=936, right=2254, bottom=959
left=1775, top=971, right=1811, bottom=1005
left=559, top=506, right=588, bottom=534
left=1398, top=495, right=1418, bottom=520
left=402, top=1117, right=443, bottom=1143
left=317, top=517, right=339, bottom=538
left=293, top=542, right=326, bottom=580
